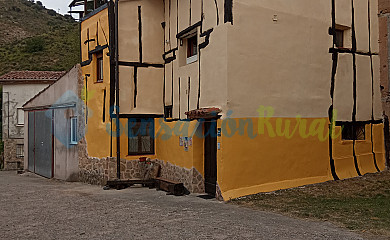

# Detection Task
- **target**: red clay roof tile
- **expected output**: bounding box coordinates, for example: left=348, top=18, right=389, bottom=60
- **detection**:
left=0, top=71, right=65, bottom=81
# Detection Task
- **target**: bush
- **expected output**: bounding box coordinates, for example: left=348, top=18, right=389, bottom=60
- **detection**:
left=21, top=0, right=33, bottom=7
left=9, top=6, right=21, bottom=12
left=32, top=4, right=44, bottom=11
left=47, top=9, right=56, bottom=16
left=64, top=14, right=75, bottom=22
left=24, top=37, right=45, bottom=53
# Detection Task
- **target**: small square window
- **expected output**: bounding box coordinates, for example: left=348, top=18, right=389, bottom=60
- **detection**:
left=164, top=105, right=173, bottom=119
left=17, top=108, right=24, bottom=126
left=342, top=123, right=365, bottom=141
left=96, top=52, right=103, bottom=83
left=16, top=144, right=24, bottom=158
left=335, top=29, right=344, bottom=48
left=186, top=35, right=198, bottom=64
left=128, top=118, right=155, bottom=155
left=70, top=117, right=78, bottom=145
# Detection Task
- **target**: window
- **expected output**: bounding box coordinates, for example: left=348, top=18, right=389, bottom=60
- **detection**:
left=128, top=118, right=155, bottom=155
left=186, top=35, right=198, bottom=64
left=17, top=108, right=24, bottom=126
left=85, top=0, right=107, bottom=12
left=334, top=25, right=351, bottom=48
left=335, top=29, right=344, bottom=48
left=342, top=122, right=365, bottom=141
left=85, top=0, right=95, bottom=13
left=96, top=0, right=107, bottom=8
left=96, top=52, right=103, bottom=82
left=16, top=144, right=24, bottom=158
left=70, top=117, right=78, bottom=145
left=164, top=105, right=173, bottom=119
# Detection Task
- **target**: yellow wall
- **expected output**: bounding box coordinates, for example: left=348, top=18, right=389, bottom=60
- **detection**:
left=81, top=8, right=112, bottom=158
left=218, top=117, right=331, bottom=200
left=155, top=120, right=204, bottom=174
left=217, top=117, right=386, bottom=200
left=79, top=1, right=386, bottom=201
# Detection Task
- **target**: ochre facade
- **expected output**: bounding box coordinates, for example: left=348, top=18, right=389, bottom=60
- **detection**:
left=77, top=0, right=387, bottom=200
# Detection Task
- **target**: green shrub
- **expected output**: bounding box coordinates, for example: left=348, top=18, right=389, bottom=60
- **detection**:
left=9, top=6, right=21, bottom=12
left=24, top=37, right=45, bottom=53
left=21, top=0, right=33, bottom=7
left=32, top=4, right=44, bottom=11
left=47, top=9, right=57, bottom=16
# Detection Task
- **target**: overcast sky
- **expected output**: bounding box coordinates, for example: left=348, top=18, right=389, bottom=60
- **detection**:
left=39, top=0, right=82, bottom=15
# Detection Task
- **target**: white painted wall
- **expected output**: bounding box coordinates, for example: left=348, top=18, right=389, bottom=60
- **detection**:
left=2, top=83, right=50, bottom=139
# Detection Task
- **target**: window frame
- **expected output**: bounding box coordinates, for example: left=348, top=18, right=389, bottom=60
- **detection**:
left=16, top=144, right=24, bottom=158
left=96, top=51, right=104, bottom=83
left=70, top=116, right=78, bottom=145
left=341, top=122, right=366, bottom=141
left=335, top=29, right=344, bottom=48
left=186, top=35, right=198, bottom=65
left=334, top=25, right=351, bottom=49
left=164, top=105, right=173, bottom=119
left=17, top=108, right=24, bottom=126
left=85, top=0, right=108, bottom=13
left=128, top=118, right=155, bottom=156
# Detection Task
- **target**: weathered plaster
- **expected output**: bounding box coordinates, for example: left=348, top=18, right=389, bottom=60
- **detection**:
left=2, top=83, right=51, bottom=170
left=23, top=65, right=83, bottom=181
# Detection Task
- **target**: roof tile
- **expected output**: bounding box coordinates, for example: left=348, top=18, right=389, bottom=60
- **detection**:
left=0, top=71, right=65, bottom=81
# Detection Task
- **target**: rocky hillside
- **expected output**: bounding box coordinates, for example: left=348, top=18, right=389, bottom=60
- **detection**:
left=0, top=0, right=80, bottom=75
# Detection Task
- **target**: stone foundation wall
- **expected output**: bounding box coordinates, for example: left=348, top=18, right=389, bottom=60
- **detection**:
left=3, top=138, right=24, bottom=170
left=78, top=138, right=205, bottom=193
left=215, top=183, right=224, bottom=201
left=154, top=159, right=204, bottom=193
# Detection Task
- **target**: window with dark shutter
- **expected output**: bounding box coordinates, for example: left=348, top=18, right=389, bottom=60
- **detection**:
left=335, top=29, right=344, bottom=48
left=186, top=35, right=198, bottom=64
left=342, top=122, right=365, bottom=141
left=164, top=105, right=173, bottom=119
left=96, top=51, right=103, bottom=83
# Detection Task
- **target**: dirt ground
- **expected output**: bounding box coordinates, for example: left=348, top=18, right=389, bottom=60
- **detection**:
left=232, top=171, right=390, bottom=238
left=0, top=171, right=377, bottom=240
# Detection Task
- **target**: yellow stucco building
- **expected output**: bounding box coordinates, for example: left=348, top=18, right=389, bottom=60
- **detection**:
left=70, top=0, right=387, bottom=200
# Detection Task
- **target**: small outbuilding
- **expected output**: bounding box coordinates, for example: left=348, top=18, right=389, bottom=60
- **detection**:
left=23, top=65, right=84, bottom=181
left=0, top=70, right=65, bottom=170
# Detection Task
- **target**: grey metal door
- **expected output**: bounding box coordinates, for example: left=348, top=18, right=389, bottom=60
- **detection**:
left=33, top=110, right=53, bottom=178
left=28, top=112, right=35, bottom=172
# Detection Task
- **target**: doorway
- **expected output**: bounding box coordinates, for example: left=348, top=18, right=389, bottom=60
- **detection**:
left=204, top=120, right=217, bottom=196
left=28, top=110, right=53, bottom=178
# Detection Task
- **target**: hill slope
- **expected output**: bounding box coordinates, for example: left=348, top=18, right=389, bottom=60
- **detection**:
left=0, top=0, right=80, bottom=75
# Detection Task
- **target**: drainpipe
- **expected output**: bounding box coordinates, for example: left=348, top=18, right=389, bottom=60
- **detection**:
left=114, top=0, right=121, bottom=179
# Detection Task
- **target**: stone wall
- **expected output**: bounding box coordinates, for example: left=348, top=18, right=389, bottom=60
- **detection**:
left=3, top=138, right=24, bottom=170
left=155, top=159, right=204, bottom=193
left=78, top=138, right=205, bottom=193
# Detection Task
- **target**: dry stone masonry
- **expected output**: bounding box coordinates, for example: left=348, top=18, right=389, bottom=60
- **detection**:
left=78, top=138, right=205, bottom=193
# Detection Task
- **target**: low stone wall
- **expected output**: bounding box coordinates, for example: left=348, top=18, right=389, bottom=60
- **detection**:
left=3, top=138, right=24, bottom=170
left=78, top=139, right=205, bottom=193
left=155, top=159, right=204, bottom=193
left=78, top=157, right=205, bottom=193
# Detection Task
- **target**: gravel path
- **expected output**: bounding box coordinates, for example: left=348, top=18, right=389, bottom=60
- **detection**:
left=0, top=171, right=369, bottom=239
